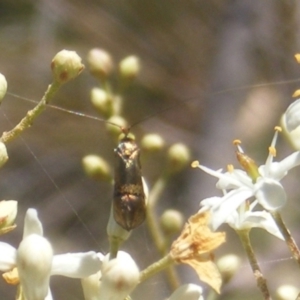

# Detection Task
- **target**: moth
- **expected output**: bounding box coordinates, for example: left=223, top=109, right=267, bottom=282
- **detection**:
left=113, top=130, right=146, bottom=231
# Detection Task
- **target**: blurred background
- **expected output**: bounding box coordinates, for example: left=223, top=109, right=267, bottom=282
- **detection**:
left=0, top=0, right=300, bottom=299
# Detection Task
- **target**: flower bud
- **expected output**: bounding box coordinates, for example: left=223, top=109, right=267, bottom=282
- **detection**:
left=106, top=116, right=128, bottom=139
left=87, top=48, right=113, bottom=80
left=217, top=254, right=241, bottom=285
left=0, top=73, right=7, bottom=103
left=90, top=88, right=113, bottom=118
left=167, top=143, right=190, bottom=174
left=282, top=99, right=300, bottom=132
left=119, top=55, right=140, bottom=80
left=0, top=243, right=17, bottom=272
left=0, top=200, right=17, bottom=235
left=82, top=155, right=112, bottom=181
left=281, top=99, right=300, bottom=149
left=107, top=205, right=131, bottom=246
left=17, top=234, right=53, bottom=300
left=277, top=284, right=299, bottom=300
left=160, top=209, right=184, bottom=235
left=99, top=251, right=139, bottom=300
left=168, top=284, right=204, bottom=300
left=0, top=142, right=8, bottom=168
left=141, top=133, right=165, bottom=152
left=51, top=50, right=84, bottom=84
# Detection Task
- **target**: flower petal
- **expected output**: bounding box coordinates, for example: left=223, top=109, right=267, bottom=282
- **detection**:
left=274, top=152, right=300, bottom=179
left=216, top=169, right=252, bottom=190
left=254, top=178, right=286, bottom=211
left=209, top=188, right=253, bottom=230
left=23, top=208, right=43, bottom=238
left=243, top=211, right=283, bottom=239
left=227, top=210, right=283, bottom=239
left=0, top=242, right=16, bottom=271
left=51, top=252, right=102, bottom=278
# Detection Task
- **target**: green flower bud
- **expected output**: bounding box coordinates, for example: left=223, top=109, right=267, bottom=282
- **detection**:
left=167, top=143, right=190, bottom=174
left=141, top=133, right=165, bottom=152
left=119, top=55, right=140, bottom=80
left=90, top=88, right=113, bottom=118
left=106, top=116, right=128, bottom=139
left=160, top=209, right=184, bottom=235
left=277, top=284, right=299, bottom=300
left=0, top=142, right=8, bottom=168
left=87, top=48, right=113, bottom=80
left=0, top=73, right=7, bottom=103
left=82, top=155, right=111, bottom=181
left=217, top=254, right=241, bottom=285
left=51, top=50, right=84, bottom=84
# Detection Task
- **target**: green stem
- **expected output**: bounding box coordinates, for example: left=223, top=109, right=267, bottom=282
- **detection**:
left=146, top=175, right=180, bottom=289
left=146, top=176, right=168, bottom=253
left=0, top=81, right=61, bottom=144
left=139, top=254, right=175, bottom=283
left=271, top=210, right=300, bottom=267
left=237, top=229, right=272, bottom=300
left=108, top=236, right=121, bottom=260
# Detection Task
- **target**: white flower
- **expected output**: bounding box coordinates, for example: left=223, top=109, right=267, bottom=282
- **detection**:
left=0, top=208, right=102, bottom=299
left=200, top=196, right=283, bottom=238
left=168, top=284, right=204, bottom=300
left=195, top=129, right=300, bottom=231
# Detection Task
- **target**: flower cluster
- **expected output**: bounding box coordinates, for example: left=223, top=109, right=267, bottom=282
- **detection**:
left=0, top=51, right=209, bottom=300
left=191, top=67, right=300, bottom=297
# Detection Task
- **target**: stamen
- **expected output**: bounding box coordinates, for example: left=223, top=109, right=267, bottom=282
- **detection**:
left=227, top=164, right=234, bottom=173
left=233, top=139, right=241, bottom=146
left=233, top=139, right=244, bottom=153
left=265, top=126, right=281, bottom=173
left=191, top=160, right=200, bottom=168
left=274, top=126, right=282, bottom=133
